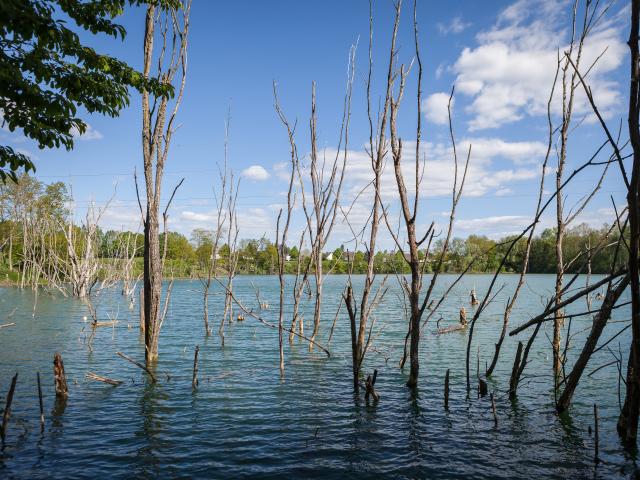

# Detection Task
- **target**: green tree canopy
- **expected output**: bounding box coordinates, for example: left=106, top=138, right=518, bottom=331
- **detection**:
left=0, top=0, right=172, bottom=181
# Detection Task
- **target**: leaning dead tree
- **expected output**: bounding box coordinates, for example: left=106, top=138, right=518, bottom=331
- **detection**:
left=139, top=0, right=191, bottom=363
left=550, top=0, right=610, bottom=397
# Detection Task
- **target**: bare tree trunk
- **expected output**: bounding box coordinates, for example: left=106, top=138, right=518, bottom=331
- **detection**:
left=618, top=0, right=640, bottom=448
left=140, top=1, right=191, bottom=363
left=558, top=274, right=630, bottom=412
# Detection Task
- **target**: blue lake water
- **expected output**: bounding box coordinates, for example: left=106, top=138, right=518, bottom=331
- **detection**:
left=0, top=274, right=634, bottom=478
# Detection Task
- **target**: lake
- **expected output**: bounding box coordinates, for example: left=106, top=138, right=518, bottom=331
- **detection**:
left=0, top=274, right=633, bottom=478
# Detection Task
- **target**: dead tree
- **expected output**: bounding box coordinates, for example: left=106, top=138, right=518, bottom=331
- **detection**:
left=220, top=172, right=240, bottom=346
left=383, top=1, right=469, bottom=389
left=273, top=83, right=298, bottom=375
left=616, top=0, right=640, bottom=447
left=61, top=194, right=113, bottom=298
left=343, top=0, right=392, bottom=394
left=202, top=120, right=231, bottom=337
left=548, top=0, right=640, bottom=445
left=283, top=52, right=355, bottom=351
left=139, top=0, right=191, bottom=363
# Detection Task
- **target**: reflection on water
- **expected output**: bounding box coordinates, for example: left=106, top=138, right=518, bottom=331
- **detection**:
left=0, top=274, right=634, bottom=478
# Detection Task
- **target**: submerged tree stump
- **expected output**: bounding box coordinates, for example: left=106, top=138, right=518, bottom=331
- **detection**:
left=470, top=288, right=479, bottom=306
left=491, top=393, right=498, bottom=427
left=594, top=404, right=600, bottom=464
left=37, top=372, right=44, bottom=431
left=53, top=352, right=68, bottom=399
left=478, top=378, right=488, bottom=397
left=1, top=372, right=18, bottom=442
left=365, top=369, right=379, bottom=402
left=444, top=369, right=450, bottom=410
left=509, top=342, right=523, bottom=399
left=192, top=345, right=200, bottom=389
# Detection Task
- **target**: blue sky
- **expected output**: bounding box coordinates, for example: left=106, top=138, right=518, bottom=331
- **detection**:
left=2, top=0, right=631, bottom=249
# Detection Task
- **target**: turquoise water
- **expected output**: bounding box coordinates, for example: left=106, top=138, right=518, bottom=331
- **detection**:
left=0, top=274, right=634, bottom=478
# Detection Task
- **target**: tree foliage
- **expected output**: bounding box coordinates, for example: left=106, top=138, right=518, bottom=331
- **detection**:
left=0, top=0, right=172, bottom=181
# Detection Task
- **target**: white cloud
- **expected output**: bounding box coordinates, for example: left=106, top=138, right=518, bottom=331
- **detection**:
left=423, top=92, right=452, bottom=125
left=453, top=0, right=626, bottom=130
left=181, top=211, right=215, bottom=222
left=438, top=16, right=471, bottom=35
left=273, top=162, right=291, bottom=181
left=327, top=136, right=547, bottom=238
left=71, top=123, right=103, bottom=141
left=241, top=165, right=270, bottom=181
left=455, top=215, right=532, bottom=239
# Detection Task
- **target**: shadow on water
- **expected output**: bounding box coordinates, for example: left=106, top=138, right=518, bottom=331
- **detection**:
left=134, top=379, right=167, bottom=479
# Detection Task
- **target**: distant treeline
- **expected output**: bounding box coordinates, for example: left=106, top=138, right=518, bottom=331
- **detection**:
left=0, top=175, right=624, bottom=280
left=91, top=223, right=623, bottom=277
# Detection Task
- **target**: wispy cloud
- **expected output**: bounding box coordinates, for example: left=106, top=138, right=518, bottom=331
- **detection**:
left=437, top=16, right=471, bottom=35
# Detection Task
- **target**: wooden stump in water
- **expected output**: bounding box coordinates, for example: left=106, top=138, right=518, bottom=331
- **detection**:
left=444, top=369, right=450, bottom=410
left=459, top=307, right=467, bottom=326
left=478, top=378, right=488, bottom=398
left=53, top=352, right=68, bottom=399
left=509, top=342, right=523, bottom=399
left=364, top=369, right=379, bottom=402
left=594, top=404, right=600, bottom=464
left=491, top=393, right=498, bottom=427
left=37, top=372, right=44, bottom=431
left=192, top=345, right=200, bottom=389
left=470, top=288, right=479, bottom=306
left=1, top=372, right=18, bottom=442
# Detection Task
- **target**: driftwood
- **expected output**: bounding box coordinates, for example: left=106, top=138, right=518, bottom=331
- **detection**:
left=437, top=313, right=467, bottom=335
left=116, top=351, right=156, bottom=383
left=0, top=323, right=15, bottom=329
left=85, top=372, right=122, bottom=386
left=438, top=324, right=466, bottom=335
left=53, top=352, right=68, bottom=398
left=1, top=372, right=17, bottom=442
left=37, top=372, right=44, bottom=431
left=192, top=345, right=199, bottom=389
left=93, top=320, right=118, bottom=328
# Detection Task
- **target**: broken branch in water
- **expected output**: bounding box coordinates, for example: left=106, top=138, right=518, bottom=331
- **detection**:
left=116, top=351, right=157, bottom=383
left=215, top=278, right=331, bottom=357
left=85, top=372, right=122, bottom=386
